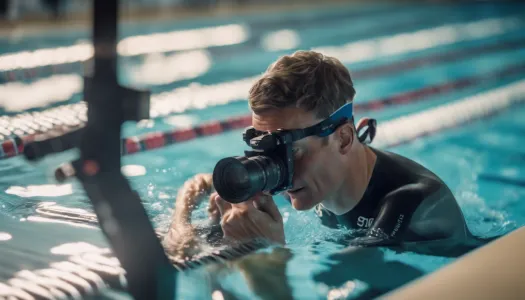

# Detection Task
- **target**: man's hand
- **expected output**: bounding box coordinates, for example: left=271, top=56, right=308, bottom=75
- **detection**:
left=207, top=193, right=221, bottom=225
left=213, top=193, right=285, bottom=245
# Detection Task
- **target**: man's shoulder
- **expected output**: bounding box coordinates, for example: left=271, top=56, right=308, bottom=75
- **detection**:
left=368, top=147, right=455, bottom=210
left=371, top=147, right=447, bottom=189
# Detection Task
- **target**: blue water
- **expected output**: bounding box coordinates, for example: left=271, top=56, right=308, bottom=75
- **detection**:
left=1, top=2, right=525, bottom=299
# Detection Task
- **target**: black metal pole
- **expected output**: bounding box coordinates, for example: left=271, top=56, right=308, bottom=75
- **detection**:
left=77, top=1, right=176, bottom=299
left=24, top=0, right=177, bottom=298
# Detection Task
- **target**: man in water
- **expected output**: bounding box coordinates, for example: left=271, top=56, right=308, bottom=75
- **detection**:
left=165, top=50, right=491, bottom=258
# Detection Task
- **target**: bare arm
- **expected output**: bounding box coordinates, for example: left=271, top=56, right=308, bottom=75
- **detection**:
left=163, top=173, right=214, bottom=260
left=174, top=174, right=214, bottom=225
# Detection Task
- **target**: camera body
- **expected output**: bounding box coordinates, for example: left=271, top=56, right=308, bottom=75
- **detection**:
left=212, top=127, right=296, bottom=203
left=243, top=127, right=295, bottom=193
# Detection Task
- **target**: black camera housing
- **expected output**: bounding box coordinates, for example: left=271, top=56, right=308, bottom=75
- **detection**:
left=212, top=127, right=296, bottom=203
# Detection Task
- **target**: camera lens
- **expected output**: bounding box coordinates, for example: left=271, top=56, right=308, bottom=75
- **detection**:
left=212, top=155, right=285, bottom=203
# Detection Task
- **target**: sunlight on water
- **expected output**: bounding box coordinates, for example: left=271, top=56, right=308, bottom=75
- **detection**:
left=163, top=115, right=199, bottom=128
left=118, top=24, right=249, bottom=56
left=26, top=215, right=97, bottom=229
left=0, top=74, right=82, bottom=112
left=1, top=3, right=525, bottom=299
left=0, top=24, right=248, bottom=71
left=324, top=280, right=368, bottom=300
left=121, top=165, right=147, bottom=177
left=261, top=29, right=301, bottom=51
left=128, top=50, right=212, bottom=85
left=6, top=184, right=73, bottom=198
left=3, top=15, right=523, bottom=115
left=313, top=17, right=521, bottom=64
left=0, top=232, right=12, bottom=241
left=0, top=43, right=92, bottom=71
left=50, top=242, right=111, bottom=255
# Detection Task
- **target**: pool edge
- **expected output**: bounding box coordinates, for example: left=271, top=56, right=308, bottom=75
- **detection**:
left=383, top=226, right=525, bottom=299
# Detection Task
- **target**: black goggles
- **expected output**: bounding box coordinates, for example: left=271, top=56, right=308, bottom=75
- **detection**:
left=243, top=102, right=354, bottom=150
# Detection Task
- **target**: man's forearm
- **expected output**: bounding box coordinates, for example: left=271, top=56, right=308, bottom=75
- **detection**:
left=163, top=173, right=214, bottom=260
left=172, top=173, right=214, bottom=228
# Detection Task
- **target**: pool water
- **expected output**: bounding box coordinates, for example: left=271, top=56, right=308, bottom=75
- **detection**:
left=1, top=2, right=525, bottom=299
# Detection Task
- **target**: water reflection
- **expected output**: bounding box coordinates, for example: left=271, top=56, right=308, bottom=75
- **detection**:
left=0, top=232, right=12, bottom=241
left=0, top=74, right=82, bottom=112
left=6, top=184, right=73, bottom=198
left=313, top=17, right=520, bottom=64
left=207, top=245, right=423, bottom=300
left=324, top=280, right=366, bottom=300
left=212, top=290, right=225, bottom=300
left=0, top=42, right=92, bottom=71
left=0, top=24, right=248, bottom=71
left=50, top=242, right=110, bottom=256
left=163, top=115, right=198, bottom=128
left=27, top=216, right=97, bottom=229
left=313, top=247, right=423, bottom=299
left=128, top=50, right=212, bottom=85
left=261, top=29, right=300, bottom=51
left=4, top=14, right=521, bottom=115
left=118, top=24, right=248, bottom=56
left=121, top=165, right=147, bottom=177
left=23, top=202, right=99, bottom=230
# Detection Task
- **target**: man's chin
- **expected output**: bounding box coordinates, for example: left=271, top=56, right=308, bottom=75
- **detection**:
left=291, top=198, right=316, bottom=211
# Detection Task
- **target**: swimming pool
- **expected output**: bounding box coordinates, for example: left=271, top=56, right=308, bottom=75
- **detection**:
left=1, top=1, right=525, bottom=299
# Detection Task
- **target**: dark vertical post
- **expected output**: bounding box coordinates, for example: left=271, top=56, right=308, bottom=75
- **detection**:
left=22, top=0, right=177, bottom=298
left=78, top=0, right=176, bottom=298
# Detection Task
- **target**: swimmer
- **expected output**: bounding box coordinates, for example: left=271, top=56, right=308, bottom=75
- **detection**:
left=166, top=50, right=495, bottom=259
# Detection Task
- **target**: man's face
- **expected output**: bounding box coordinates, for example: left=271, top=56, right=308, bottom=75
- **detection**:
left=252, top=107, right=346, bottom=211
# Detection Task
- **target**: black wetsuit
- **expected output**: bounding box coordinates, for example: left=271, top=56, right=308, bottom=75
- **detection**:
left=315, top=147, right=492, bottom=256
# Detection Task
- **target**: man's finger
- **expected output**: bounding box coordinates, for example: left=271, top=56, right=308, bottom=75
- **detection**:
left=214, top=194, right=232, bottom=216
left=254, top=194, right=282, bottom=222
left=207, top=193, right=218, bottom=211
left=232, top=199, right=255, bottom=210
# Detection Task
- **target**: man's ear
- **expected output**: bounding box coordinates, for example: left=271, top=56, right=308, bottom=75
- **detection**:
left=336, top=123, right=354, bottom=154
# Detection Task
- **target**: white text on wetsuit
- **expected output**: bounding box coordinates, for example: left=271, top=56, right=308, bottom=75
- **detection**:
left=357, top=216, right=375, bottom=228
left=391, top=214, right=405, bottom=237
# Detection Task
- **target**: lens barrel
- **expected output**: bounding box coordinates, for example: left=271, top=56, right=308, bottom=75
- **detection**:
left=212, top=155, right=285, bottom=203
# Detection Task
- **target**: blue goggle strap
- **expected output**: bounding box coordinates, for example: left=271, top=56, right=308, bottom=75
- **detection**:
left=310, top=102, right=353, bottom=137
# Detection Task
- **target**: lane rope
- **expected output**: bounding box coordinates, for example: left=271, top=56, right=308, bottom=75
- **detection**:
left=1, top=36, right=524, bottom=141
left=2, top=62, right=525, bottom=159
